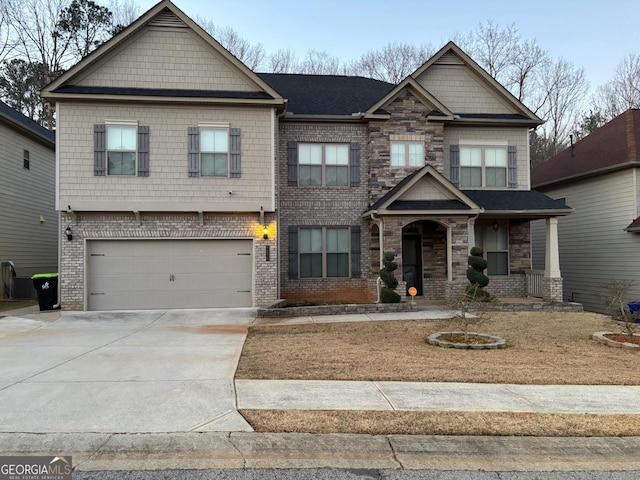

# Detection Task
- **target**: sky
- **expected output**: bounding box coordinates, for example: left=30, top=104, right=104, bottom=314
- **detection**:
left=133, top=0, right=640, bottom=94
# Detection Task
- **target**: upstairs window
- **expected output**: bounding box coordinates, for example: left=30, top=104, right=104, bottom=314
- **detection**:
left=459, top=144, right=507, bottom=188
left=298, top=143, right=349, bottom=186
left=391, top=141, right=424, bottom=167
left=107, top=125, right=137, bottom=175
left=200, top=128, right=228, bottom=177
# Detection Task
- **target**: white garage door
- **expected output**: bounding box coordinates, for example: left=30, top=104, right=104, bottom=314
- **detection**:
left=87, top=239, right=253, bottom=310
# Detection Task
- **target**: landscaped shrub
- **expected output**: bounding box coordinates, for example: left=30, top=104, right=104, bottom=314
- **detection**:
left=466, top=246, right=491, bottom=301
left=380, top=251, right=401, bottom=303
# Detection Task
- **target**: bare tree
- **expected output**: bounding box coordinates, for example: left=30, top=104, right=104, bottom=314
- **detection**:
left=267, top=48, right=299, bottom=74
left=534, top=57, right=589, bottom=156
left=593, top=54, right=640, bottom=121
left=506, top=39, right=550, bottom=103
left=299, top=49, right=348, bottom=75
left=466, top=21, right=519, bottom=82
left=195, top=16, right=265, bottom=70
left=352, top=42, right=434, bottom=83
left=108, top=0, right=139, bottom=33
left=2, top=0, right=74, bottom=72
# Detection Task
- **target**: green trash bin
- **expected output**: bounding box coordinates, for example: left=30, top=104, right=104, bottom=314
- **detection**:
left=31, top=273, right=58, bottom=311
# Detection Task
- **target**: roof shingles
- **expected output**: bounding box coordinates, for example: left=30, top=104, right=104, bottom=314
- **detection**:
left=531, top=109, right=640, bottom=187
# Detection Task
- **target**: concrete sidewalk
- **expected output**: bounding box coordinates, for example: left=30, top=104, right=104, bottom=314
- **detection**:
left=236, top=380, right=640, bottom=414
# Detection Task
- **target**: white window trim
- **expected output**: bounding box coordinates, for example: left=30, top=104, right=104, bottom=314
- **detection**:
left=299, top=226, right=351, bottom=278
left=459, top=142, right=509, bottom=188
left=298, top=143, right=350, bottom=187
left=390, top=141, right=424, bottom=167
left=105, top=121, right=138, bottom=176
left=199, top=125, right=230, bottom=177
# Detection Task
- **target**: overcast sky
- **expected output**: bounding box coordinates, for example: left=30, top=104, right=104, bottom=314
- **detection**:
left=135, top=0, right=639, bottom=94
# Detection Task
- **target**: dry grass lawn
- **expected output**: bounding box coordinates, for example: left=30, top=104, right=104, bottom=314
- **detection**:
left=237, top=311, right=640, bottom=436
left=237, top=311, right=638, bottom=385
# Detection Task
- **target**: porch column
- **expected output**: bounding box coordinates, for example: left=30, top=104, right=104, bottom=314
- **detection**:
left=467, top=216, right=476, bottom=249
left=543, top=216, right=563, bottom=302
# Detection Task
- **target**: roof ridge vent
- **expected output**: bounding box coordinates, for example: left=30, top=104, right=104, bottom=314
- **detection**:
left=434, top=51, right=464, bottom=65
left=149, top=8, right=187, bottom=28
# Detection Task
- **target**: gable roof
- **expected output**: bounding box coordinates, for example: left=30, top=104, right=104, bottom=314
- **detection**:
left=410, top=42, right=542, bottom=126
left=531, top=109, right=640, bottom=188
left=364, top=77, right=454, bottom=119
left=0, top=100, right=55, bottom=147
left=42, top=0, right=283, bottom=106
left=363, top=165, right=481, bottom=216
left=257, top=73, right=394, bottom=115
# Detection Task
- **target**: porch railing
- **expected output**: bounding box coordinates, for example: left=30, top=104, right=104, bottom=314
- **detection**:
left=525, top=269, right=544, bottom=298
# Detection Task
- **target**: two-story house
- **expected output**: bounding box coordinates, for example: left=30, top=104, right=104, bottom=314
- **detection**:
left=43, top=0, right=570, bottom=310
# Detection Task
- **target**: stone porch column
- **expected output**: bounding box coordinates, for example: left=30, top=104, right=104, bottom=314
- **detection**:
left=543, top=216, right=563, bottom=302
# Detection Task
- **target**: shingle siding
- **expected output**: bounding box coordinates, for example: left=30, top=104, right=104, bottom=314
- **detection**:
left=76, top=28, right=259, bottom=92
left=416, top=65, right=516, bottom=114
left=57, top=103, right=275, bottom=211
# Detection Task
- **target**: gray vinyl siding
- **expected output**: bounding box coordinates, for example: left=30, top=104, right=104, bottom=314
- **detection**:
left=530, top=219, right=546, bottom=270
left=535, top=168, right=640, bottom=312
left=0, top=122, right=57, bottom=297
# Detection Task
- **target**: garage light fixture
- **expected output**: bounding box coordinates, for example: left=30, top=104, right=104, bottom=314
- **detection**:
left=263, top=226, right=269, bottom=240
left=65, top=226, right=73, bottom=241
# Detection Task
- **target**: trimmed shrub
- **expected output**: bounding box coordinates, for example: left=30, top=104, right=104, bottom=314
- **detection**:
left=380, top=251, right=401, bottom=303
left=466, top=247, right=490, bottom=299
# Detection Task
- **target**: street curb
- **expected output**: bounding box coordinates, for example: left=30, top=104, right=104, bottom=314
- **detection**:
left=1, top=432, right=640, bottom=472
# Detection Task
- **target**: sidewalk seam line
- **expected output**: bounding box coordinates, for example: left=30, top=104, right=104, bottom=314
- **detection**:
left=372, top=381, right=396, bottom=411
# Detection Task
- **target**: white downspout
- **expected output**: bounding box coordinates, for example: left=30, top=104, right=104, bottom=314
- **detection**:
left=370, top=212, right=384, bottom=302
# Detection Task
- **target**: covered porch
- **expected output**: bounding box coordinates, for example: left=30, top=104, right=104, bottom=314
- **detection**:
left=362, top=166, right=572, bottom=303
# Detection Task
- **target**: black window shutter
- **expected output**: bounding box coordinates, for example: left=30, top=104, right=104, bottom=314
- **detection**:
left=230, top=128, right=241, bottom=178
left=287, top=141, right=298, bottom=186
left=137, top=126, right=150, bottom=177
left=450, top=144, right=460, bottom=187
left=350, top=225, right=361, bottom=278
left=94, top=124, right=106, bottom=176
left=188, top=127, right=200, bottom=177
left=349, top=142, right=361, bottom=187
left=288, top=225, right=299, bottom=279
left=508, top=145, right=517, bottom=188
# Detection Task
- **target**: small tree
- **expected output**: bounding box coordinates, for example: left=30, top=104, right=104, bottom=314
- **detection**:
left=380, top=251, right=401, bottom=303
left=466, top=246, right=491, bottom=301
left=447, top=282, right=495, bottom=343
left=603, top=280, right=638, bottom=341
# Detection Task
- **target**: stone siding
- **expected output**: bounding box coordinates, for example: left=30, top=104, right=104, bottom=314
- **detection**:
left=59, top=211, right=277, bottom=310
left=368, top=89, right=445, bottom=204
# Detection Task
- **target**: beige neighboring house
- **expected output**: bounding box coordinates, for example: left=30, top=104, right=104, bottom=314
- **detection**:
left=0, top=100, right=57, bottom=299
left=43, top=0, right=571, bottom=311
left=531, top=109, right=640, bottom=312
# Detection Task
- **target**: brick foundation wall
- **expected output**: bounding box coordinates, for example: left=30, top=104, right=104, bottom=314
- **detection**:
left=60, top=211, right=278, bottom=310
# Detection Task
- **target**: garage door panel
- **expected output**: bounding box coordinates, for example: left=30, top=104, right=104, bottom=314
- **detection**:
left=87, top=240, right=253, bottom=310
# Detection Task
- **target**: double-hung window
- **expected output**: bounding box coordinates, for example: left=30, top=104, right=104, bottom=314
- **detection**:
left=107, top=125, right=137, bottom=175
left=200, top=127, right=229, bottom=177
left=459, top=144, right=507, bottom=187
left=299, top=227, right=349, bottom=278
left=298, top=143, right=348, bottom=186
left=475, top=224, right=509, bottom=275
left=391, top=141, right=424, bottom=167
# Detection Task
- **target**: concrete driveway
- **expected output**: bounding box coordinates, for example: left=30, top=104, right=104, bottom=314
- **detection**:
left=0, top=309, right=256, bottom=433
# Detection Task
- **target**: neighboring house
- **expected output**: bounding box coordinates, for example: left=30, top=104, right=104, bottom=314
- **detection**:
left=0, top=100, right=57, bottom=299
left=42, top=0, right=570, bottom=311
left=531, top=109, right=640, bottom=312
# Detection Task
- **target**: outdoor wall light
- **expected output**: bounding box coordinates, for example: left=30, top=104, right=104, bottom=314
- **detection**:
left=65, top=226, right=73, bottom=241
left=263, top=226, right=269, bottom=240
left=492, top=221, right=499, bottom=232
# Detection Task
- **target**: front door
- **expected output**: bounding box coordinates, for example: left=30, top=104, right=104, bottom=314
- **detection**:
left=402, top=234, right=423, bottom=296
